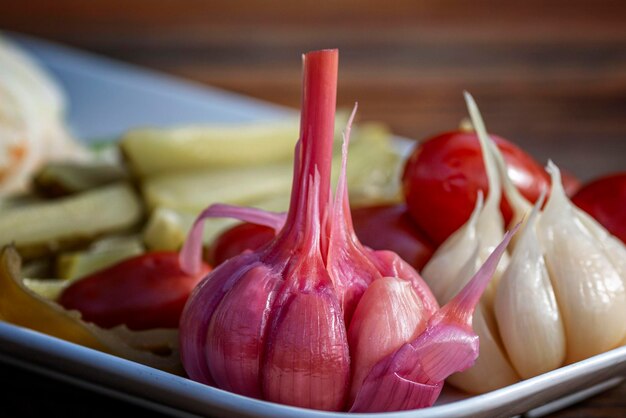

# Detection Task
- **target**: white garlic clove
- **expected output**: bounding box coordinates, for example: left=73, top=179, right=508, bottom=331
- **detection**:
left=575, top=207, right=626, bottom=281
left=463, top=92, right=509, bottom=307
left=539, top=162, right=626, bottom=363
left=495, top=196, right=566, bottom=378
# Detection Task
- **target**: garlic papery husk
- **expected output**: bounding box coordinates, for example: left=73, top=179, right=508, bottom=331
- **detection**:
left=539, top=162, right=626, bottom=364
left=495, top=194, right=566, bottom=379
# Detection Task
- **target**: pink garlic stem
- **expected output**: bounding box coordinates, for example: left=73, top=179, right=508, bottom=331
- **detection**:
left=279, top=50, right=338, bottom=250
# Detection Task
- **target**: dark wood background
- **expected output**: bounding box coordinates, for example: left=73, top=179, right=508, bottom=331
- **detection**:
left=2, top=0, right=626, bottom=180
left=1, top=1, right=625, bottom=417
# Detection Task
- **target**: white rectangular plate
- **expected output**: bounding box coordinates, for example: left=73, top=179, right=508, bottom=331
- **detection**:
left=2, top=33, right=625, bottom=418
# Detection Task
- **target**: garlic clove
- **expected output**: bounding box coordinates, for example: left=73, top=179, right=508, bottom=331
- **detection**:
left=262, top=285, right=350, bottom=411
left=347, top=277, right=428, bottom=401
left=575, top=207, right=626, bottom=281
left=179, top=252, right=260, bottom=385
left=368, top=249, right=439, bottom=315
left=539, top=162, right=626, bottom=363
left=495, top=195, right=566, bottom=379
left=205, top=264, right=281, bottom=398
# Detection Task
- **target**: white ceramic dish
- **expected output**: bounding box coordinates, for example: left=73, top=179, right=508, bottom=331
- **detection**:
left=1, top=33, right=625, bottom=418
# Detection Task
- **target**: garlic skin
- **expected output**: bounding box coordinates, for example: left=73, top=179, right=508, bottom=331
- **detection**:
left=539, top=162, right=626, bottom=363
left=495, top=196, right=566, bottom=379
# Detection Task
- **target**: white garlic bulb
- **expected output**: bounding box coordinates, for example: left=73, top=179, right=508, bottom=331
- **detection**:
left=424, top=94, right=626, bottom=394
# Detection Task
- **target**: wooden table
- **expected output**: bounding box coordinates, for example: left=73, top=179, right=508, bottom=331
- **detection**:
left=1, top=1, right=625, bottom=416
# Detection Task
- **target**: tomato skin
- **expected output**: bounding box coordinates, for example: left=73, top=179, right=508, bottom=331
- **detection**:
left=402, top=131, right=551, bottom=245
left=208, top=223, right=276, bottom=266
left=210, top=205, right=434, bottom=270
left=572, top=172, right=626, bottom=244
left=58, top=252, right=211, bottom=330
left=350, top=204, right=435, bottom=270
left=561, top=169, right=582, bottom=197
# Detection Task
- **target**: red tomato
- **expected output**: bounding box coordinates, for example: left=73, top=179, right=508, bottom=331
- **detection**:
left=209, top=205, right=435, bottom=270
left=350, top=204, right=435, bottom=270
left=561, top=169, right=582, bottom=197
left=58, top=252, right=211, bottom=330
left=402, top=131, right=550, bottom=245
left=572, top=172, right=626, bottom=244
left=208, top=223, right=276, bottom=266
